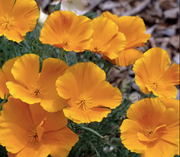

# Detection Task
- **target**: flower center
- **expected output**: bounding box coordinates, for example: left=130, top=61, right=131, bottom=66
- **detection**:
left=28, top=129, right=39, bottom=144
left=0, top=14, right=16, bottom=30
left=138, top=124, right=168, bottom=143
left=34, top=89, right=40, bottom=97
left=75, top=93, right=93, bottom=110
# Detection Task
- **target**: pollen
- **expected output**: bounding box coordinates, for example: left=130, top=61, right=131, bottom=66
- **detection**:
left=28, top=129, right=39, bottom=144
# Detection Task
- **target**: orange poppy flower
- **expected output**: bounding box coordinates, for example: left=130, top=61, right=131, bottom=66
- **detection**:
left=120, top=98, right=179, bottom=157
left=133, top=47, right=179, bottom=98
left=6, top=54, right=69, bottom=112
left=56, top=62, right=122, bottom=123
left=39, top=10, right=93, bottom=52
left=0, top=0, right=39, bottom=43
left=89, top=16, right=126, bottom=60
left=0, top=57, right=19, bottom=98
left=0, top=98, right=79, bottom=157
left=101, top=11, right=151, bottom=66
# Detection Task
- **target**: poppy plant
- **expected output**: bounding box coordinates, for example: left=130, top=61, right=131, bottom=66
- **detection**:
left=6, top=54, right=69, bottom=112
left=0, top=0, right=39, bottom=42
left=89, top=16, right=126, bottom=60
left=56, top=62, right=122, bottom=123
left=120, top=98, right=179, bottom=157
left=39, top=10, right=93, bottom=52
left=133, top=47, right=179, bottom=98
left=101, top=11, right=151, bottom=66
left=0, top=98, right=79, bottom=157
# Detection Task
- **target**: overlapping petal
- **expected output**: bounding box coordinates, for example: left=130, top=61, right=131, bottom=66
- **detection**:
left=40, top=10, right=93, bottom=52
left=89, top=16, right=126, bottom=59
left=133, top=47, right=179, bottom=98
left=0, top=57, right=19, bottom=98
left=0, top=0, right=39, bottom=42
left=56, top=62, right=122, bottom=123
left=101, top=11, right=150, bottom=66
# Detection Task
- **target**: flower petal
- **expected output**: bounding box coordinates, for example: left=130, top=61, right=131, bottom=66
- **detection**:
left=0, top=122, right=28, bottom=153
left=142, top=138, right=178, bottom=157
left=63, top=106, right=111, bottom=123
left=113, top=48, right=143, bottom=66
left=0, top=70, right=8, bottom=98
left=39, top=58, right=69, bottom=91
left=159, top=63, right=179, bottom=86
left=6, top=82, right=41, bottom=104
left=120, top=120, right=147, bottom=154
left=101, top=12, right=151, bottom=48
left=16, top=142, right=50, bottom=157
left=11, top=54, right=39, bottom=89
left=56, top=62, right=106, bottom=100
left=12, top=0, right=39, bottom=31
left=89, top=16, right=126, bottom=59
left=41, top=127, right=79, bottom=157
left=93, top=81, right=122, bottom=109
left=127, top=98, right=166, bottom=128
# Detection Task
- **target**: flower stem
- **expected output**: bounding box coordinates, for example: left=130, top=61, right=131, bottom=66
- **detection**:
left=149, top=92, right=153, bottom=98
left=61, top=49, right=65, bottom=60
left=79, top=125, right=104, bottom=139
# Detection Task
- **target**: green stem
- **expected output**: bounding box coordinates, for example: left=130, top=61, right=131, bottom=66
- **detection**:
left=0, top=94, right=10, bottom=108
left=12, top=42, right=18, bottom=57
left=149, top=92, right=153, bottom=98
left=79, top=125, right=104, bottom=139
left=61, top=49, right=65, bottom=60
left=23, top=39, right=30, bottom=49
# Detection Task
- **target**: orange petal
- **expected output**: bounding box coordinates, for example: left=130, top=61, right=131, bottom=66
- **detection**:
left=113, top=48, right=143, bottom=66
left=39, top=58, right=69, bottom=91
left=56, top=62, right=106, bottom=100
left=101, top=12, right=150, bottom=48
left=127, top=98, right=166, bottom=127
left=11, top=54, right=39, bottom=89
left=93, top=81, right=122, bottom=109
left=0, top=122, right=28, bottom=153
left=120, top=120, right=147, bottom=154
left=40, top=10, right=93, bottom=52
left=63, top=106, right=111, bottom=123
left=143, top=138, right=178, bottom=157
left=16, top=142, right=50, bottom=157
left=153, top=85, right=177, bottom=98
left=6, top=82, right=41, bottom=104
left=0, top=0, right=14, bottom=15
left=12, top=0, right=39, bottom=31
left=157, top=98, right=179, bottom=112
left=40, top=88, right=68, bottom=112
left=2, top=57, right=19, bottom=81
left=89, top=16, right=126, bottom=59
left=0, top=70, right=9, bottom=98
left=159, top=63, right=179, bottom=86
left=41, top=127, right=79, bottom=157
left=0, top=98, right=35, bottom=129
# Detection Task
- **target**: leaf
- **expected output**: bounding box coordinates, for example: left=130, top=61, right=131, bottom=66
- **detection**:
left=52, top=1, right=61, bottom=12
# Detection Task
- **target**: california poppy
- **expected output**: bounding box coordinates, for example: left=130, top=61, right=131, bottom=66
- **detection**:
left=133, top=47, right=179, bottom=98
left=0, top=0, right=39, bottom=42
left=39, top=10, right=93, bottom=52
left=7, top=54, right=69, bottom=112
left=120, top=98, right=179, bottom=157
left=0, top=98, right=79, bottom=157
left=56, top=62, right=122, bottom=123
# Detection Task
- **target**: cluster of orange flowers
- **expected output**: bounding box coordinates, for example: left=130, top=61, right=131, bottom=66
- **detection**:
left=0, top=0, right=179, bottom=157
